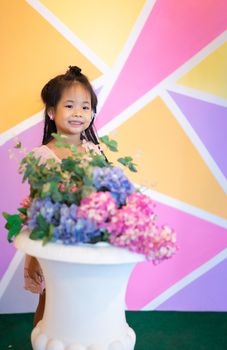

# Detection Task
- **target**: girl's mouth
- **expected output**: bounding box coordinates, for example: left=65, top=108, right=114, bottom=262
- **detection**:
left=68, top=120, right=83, bottom=126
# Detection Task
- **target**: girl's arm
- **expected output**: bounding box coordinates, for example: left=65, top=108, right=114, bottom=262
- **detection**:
left=24, top=254, right=44, bottom=294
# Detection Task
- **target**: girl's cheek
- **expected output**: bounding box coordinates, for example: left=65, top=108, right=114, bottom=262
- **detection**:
left=85, top=118, right=91, bottom=126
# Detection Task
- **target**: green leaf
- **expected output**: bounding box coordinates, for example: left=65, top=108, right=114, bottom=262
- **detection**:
left=83, top=175, right=93, bottom=187
left=8, top=223, right=22, bottom=242
left=7, top=214, right=23, bottom=227
left=101, top=230, right=110, bottom=241
left=90, top=155, right=108, bottom=167
left=63, top=191, right=80, bottom=205
left=71, top=145, right=79, bottom=154
left=128, top=163, right=137, bottom=173
left=124, top=156, right=133, bottom=162
left=54, top=141, right=71, bottom=149
left=54, top=141, right=65, bottom=148
left=73, top=166, right=85, bottom=178
left=51, top=133, right=67, bottom=141
left=49, top=181, right=58, bottom=192
left=14, top=141, right=22, bottom=149
left=36, top=214, right=49, bottom=231
left=99, top=135, right=118, bottom=152
left=23, top=165, right=34, bottom=179
left=117, top=157, right=137, bottom=172
left=99, top=135, right=109, bottom=144
left=108, top=141, right=118, bottom=152
left=81, top=186, right=94, bottom=198
left=51, top=190, right=63, bottom=203
left=89, top=230, right=109, bottom=243
left=3, top=213, right=23, bottom=242
left=30, top=228, right=46, bottom=240
left=2, top=212, right=10, bottom=220
left=18, top=208, right=27, bottom=215
left=51, top=134, right=72, bottom=150
left=117, top=157, right=127, bottom=166
left=42, top=224, right=54, bottom=245
left=61, top=159, right=76, bottom=172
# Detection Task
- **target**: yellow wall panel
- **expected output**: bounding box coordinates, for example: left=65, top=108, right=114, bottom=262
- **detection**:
left=177, top=43, right=227, bottom=98
left=106, top=97, right=227, bottom=219
left=0, top=0, right=101, bottom=134
left=41, top=0, right=146, bottom=66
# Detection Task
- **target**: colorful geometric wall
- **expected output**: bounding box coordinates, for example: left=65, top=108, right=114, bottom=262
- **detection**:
left=0, top=0, right=227, bottom=313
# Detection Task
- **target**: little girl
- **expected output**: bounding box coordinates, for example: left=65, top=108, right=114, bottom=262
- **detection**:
left=24, top=65, right=103, bottom=326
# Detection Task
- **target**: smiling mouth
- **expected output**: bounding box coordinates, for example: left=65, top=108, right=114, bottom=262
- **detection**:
left=68, top=120, right=83, bottom=126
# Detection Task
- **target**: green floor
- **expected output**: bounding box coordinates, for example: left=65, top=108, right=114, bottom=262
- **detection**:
left=0, top=311, right=227, bottom=349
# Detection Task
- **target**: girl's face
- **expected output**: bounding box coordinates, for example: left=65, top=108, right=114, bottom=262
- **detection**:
left=50, top=83, right=92, bottom=137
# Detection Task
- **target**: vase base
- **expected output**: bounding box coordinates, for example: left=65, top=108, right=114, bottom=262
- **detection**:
left=31, top=321, right=136, bottom=350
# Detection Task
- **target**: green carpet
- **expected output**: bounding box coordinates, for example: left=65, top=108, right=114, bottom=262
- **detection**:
left=0, top=311, right=227, bottom=349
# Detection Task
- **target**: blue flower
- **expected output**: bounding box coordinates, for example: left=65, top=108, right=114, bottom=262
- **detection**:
left=52, top=204, right=100, bottom=245
left=74, top=218, right=100, bottom=243
left=27, top=198, right=61, bottom=229
left=40, top=198, right=61, bottom=223
left=93, top=166, right=134, bottom=206
left=28, top=198, right=102, bottom=245
left=53, top=204, right=78, bottom=244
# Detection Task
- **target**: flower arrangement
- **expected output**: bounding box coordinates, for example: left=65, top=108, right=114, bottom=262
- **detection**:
left=3, top=134, right=177, bottom=264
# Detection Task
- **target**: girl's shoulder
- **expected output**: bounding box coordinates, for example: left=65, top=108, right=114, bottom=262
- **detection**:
left=31, top=145, right=61, bottom=163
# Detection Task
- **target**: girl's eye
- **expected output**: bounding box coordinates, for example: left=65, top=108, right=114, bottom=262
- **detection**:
left=65, top=105, right=73, bottom=109
left=83, top=106, right=90, bottom=110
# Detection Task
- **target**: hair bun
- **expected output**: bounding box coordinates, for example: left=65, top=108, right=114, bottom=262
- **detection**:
left=68, top=65, right=82, bottom=75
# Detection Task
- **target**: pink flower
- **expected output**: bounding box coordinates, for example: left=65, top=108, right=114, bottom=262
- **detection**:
left=20, top=197, right=31, bottom=208
left=77, top=192, right=117, bottom=226
left=105, top=193, right=177, bottom=263
left=19, top=196, right=31, bottom=221
left=19, top=213, right=27, bottom=221
left=126, top=192, right=156, bottom=217
left=69, top=184, right=78, bottom=193
left=58, top=183, right=78, bottom=193
left=58, top=183, right=66, bottom=192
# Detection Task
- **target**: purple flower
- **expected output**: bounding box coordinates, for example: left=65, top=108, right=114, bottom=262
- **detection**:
left=52, top=203, right=101, bottom=245
left=27, top=198, right=61, bottom=229
left=74, top=218, right=100, bottom=242
left=93, top=166, right=134, bottom=206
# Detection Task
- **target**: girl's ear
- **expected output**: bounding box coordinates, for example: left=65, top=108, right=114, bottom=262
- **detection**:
left=47, top=107, right=54, bottom=120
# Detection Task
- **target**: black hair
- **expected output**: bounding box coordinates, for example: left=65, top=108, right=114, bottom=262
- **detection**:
left=41, top=66, right=99, bottom=145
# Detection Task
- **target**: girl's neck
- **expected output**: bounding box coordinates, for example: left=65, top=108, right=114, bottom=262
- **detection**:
left=47, top=133, right=87, bottom=160
left=58, top=133, right=82, bottom=146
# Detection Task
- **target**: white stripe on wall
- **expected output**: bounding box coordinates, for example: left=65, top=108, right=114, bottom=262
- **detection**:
left=142, top=249, right=227, bottom=310
left=26, top=0, right=109, bottom=74
left=0, top=251, right=25, bottom=302
left=160, top=90, right=227, bottom=194
left=96, top=0, right=157, bottom=112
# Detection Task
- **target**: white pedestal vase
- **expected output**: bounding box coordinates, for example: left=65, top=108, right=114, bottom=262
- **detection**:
left=15, top=230, right=144, bottom=350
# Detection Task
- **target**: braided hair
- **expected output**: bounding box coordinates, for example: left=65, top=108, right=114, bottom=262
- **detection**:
left=41, top=66, right=99, bottom=145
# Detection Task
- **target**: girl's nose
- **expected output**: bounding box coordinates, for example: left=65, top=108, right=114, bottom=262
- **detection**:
left=73, top=107, right=82, bottom=116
